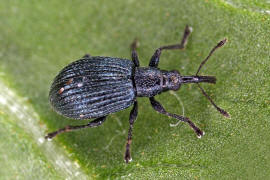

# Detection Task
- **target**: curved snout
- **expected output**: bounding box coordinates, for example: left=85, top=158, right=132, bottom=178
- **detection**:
left=181, top=76, right=216, bottom=84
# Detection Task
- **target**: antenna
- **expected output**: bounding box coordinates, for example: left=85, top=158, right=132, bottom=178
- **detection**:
left=196, top=39, right=227, bottom=76
left=196, top=39, right=230, bottom=118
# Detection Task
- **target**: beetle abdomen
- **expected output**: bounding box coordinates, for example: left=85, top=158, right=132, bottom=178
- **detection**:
left=49, top=56, right=135, bottom=119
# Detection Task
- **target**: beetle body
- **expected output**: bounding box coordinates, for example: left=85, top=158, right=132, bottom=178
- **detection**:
left=50, top=57, right=216, bottom=119
left=46, top=26, right=229, bottom=163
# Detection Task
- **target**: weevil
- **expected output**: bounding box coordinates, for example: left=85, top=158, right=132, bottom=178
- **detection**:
left=45, top=25, right=229, bottom=163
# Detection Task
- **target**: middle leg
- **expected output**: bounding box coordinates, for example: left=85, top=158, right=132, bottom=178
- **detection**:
left=130, top=39, right=140, bottom=67
left=149, top=25, right=192, bottom=68
left=124, top=100, right=138, bottom=163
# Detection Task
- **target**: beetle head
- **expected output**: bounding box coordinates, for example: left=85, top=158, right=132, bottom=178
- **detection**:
left=165, top=70, right=182, bottom=91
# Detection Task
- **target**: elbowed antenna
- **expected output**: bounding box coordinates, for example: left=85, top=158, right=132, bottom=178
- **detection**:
left=196, top=38, right=227, bottom=75
left=194, top=38, right=230, bottom=118
left=197, top=84, right=230, bottom=118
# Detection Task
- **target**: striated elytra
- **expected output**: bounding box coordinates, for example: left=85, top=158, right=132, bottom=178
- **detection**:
left=46, top=26, right=229, bottom=163
left=49, top=57, right=136, bottom=120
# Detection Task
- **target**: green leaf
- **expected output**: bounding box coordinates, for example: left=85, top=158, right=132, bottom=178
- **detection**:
left=1, top=0, right=270, bottom=179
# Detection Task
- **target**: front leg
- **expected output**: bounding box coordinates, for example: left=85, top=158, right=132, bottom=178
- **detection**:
left=149, top=25, right=192, bottom=68
left=125, top=100, right=138, bottom=163
left=149, top=97, right=204, bottom=138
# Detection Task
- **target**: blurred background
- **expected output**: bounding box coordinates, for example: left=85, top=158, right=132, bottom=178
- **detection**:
left=0, top=0, right=270, bottom=179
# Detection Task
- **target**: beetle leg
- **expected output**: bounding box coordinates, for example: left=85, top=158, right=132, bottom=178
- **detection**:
left=125, top=100, right=138, bottom=163
left=82, top=54, right=91, bottom=58
left=45, top=116, right=106, bottom=140
left=149, top=25, right=192, bottom=68
left=130, top=38, right=140, bottom=67
left=149, top=97, right=204, bottom=138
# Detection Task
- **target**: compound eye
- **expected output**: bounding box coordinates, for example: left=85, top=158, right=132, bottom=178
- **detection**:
left=170, top=75, right=179, bottom=84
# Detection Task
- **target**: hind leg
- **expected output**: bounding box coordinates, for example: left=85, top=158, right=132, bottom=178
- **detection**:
left=45, top=116, right=107, bottom=140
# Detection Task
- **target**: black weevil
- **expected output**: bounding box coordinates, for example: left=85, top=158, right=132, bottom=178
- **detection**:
left=46, top=26, right=229, bottom=163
